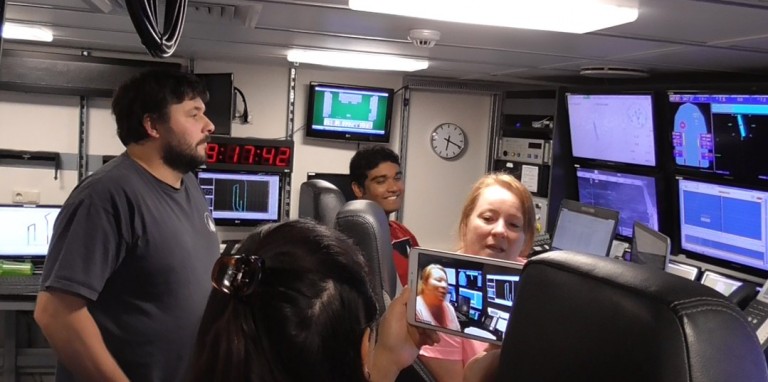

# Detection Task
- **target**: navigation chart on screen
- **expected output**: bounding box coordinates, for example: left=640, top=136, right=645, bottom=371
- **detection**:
left=567, top=94, right=655, bottom=166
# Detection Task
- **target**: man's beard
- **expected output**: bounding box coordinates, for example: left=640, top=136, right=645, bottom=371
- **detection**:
left=162, top=135, right=208, bottom=174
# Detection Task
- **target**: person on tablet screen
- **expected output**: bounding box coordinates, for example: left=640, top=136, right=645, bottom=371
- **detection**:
left=415, top=264, right=460, bottom=331
left=419, top=173, right=536, bottom=382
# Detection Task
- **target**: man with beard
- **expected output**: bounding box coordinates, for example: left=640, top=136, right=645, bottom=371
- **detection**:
left=34, top=69, right=220, bottom=382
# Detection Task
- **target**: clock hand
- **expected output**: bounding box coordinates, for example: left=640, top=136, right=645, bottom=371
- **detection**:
left=444, top=136, right=451, bottom=151
left=447, top=139, right=462, bottom=149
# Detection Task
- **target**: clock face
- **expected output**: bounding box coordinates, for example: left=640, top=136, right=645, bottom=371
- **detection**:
left=430, top=123, right=466, bottom=160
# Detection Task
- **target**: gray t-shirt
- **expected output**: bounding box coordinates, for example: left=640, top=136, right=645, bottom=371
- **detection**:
left=41, top=153, right=220, bottom=382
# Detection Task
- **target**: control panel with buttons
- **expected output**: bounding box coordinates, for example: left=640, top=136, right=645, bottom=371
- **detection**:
left=497, top=137, right=550, bottom=165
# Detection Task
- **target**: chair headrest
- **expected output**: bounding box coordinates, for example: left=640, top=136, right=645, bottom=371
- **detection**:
left=334, top=200, right=398, bottom=311
left=496, top=250, right=768, bottom=382
left=298, top=179, right=346, bottom=227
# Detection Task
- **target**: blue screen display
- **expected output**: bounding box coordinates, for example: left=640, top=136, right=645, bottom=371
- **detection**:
left=669, top=94, right=768, bottom=181
left=678, top=179, right=768, bottom=271
left=576, top=168, right=658, bottom=238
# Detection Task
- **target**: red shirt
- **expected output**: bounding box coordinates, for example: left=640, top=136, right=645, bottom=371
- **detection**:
left=389, top=220, right=419, bottom=285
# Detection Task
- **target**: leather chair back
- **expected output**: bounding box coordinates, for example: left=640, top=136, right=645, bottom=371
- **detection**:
left=496, top=251, right=768, bottom=382
left=298, top=179, right=346, bottom=227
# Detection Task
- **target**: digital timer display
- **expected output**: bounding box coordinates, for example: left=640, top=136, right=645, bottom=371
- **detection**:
left=204, top=137, right=294, bottom=172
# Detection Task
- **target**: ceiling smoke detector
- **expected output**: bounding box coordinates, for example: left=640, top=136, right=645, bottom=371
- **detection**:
left=579, top=66, right=649, bottom=79
left=408, top=29, right=441, bottom=48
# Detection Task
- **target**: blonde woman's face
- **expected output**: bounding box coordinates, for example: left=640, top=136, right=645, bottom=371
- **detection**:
left=462, top=185, right=525, bottom=261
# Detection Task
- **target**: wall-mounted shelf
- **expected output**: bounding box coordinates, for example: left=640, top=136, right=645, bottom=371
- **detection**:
left=0, top=149, right=61, bottom=180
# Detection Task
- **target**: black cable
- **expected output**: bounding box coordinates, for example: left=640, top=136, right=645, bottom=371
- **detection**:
left=126, top=0, right=188, bottom=58
left=394, top=85, right=408, bottom=94
left=233, top=86, right=249, bottom=123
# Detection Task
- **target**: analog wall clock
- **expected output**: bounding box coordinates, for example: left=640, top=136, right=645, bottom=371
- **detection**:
left=430, top=123, right=466, bottom=160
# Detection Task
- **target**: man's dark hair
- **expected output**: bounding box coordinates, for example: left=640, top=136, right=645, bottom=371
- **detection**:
left=349, top=145, right=400, bottom=188
left=111, top=69, right=209, bottom=146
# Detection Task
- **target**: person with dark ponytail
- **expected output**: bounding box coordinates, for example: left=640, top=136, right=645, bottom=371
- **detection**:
left=188, top=219, right=437, bottom=382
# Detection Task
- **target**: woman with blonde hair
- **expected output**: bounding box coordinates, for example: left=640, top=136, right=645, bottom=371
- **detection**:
left=420, top=173, right=536, bottom=381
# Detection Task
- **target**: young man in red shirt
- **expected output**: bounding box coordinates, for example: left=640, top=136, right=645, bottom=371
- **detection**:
left=350, top=146, right=418, bottom=285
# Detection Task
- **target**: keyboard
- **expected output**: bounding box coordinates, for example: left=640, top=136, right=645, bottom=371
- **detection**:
left=530, top=233, right=552, bottom=257
left=0, top=275, right=42, bottom=295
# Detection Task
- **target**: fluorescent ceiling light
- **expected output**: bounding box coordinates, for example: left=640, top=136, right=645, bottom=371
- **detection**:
left=2, top=22, right=54, bottom=42
left=348, top=0, right=639, bottom=34
left=287, top=49, right=429, bottom=72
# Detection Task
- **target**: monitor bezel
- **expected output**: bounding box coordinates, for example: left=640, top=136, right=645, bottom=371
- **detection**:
left=0, top=203, right=62, bottom=261
left=550, top=198, right=620, bottom=258
left=667, top=90, right=768, bottom=185
left=673, top=175, right=768, bottom=279
left=195, top=169, right=283, bottom=227
left=305, top=81, right=394, bottom=144
left=574, top=164, right=663, bottom=241
left=565, top=91, right=657, bottom=167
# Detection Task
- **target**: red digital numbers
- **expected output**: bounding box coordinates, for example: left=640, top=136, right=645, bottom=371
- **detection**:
left=206, top=143, right=219, bottom=163
left=276, top=147, right=291, bottom=166
left=205, top=142, right=291, bottom=168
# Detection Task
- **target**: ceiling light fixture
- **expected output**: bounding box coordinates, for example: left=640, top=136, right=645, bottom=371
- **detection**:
left=348, top=0, right=639, bottom=34
left=287, top=49, right=429, bottom=72
left=2, top=22, right=54, bottom=42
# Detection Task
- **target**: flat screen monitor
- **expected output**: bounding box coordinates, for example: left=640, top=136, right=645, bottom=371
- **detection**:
left=197, top=170, right=281, bottom=226
left=307, top=172, right=355, bottom=202
left=196, top=73, right=233, bottom=136
left=0, top=204, right=61, bottom=261
left=677, top=178, right=768, bottom=274
left=566, top=93, right=656, bottom=166
left=550, top=199, right=620, bottom=257
left=305, top=82, right=394, bottom=143
left=630, top=221, right=671, bottom=270
left=576, top=167, right=659, bottom=238
left=669, top=93, right=768, bottom=181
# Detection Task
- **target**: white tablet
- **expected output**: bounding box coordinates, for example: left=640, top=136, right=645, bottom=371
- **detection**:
left=406, top=247, right=524, bottom=345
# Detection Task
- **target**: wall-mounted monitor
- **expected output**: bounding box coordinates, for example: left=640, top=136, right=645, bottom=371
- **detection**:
left=677, top=177, right=768, bottom=276
left=566, top=93, right=656, bottom=166
left=196, top=73, right=233, bottom=136
left=305, top=82, right=394, bottom=143
left=196, top=170, right=281, bottom=226
left=576, top=167, right=659, bottom=239
left=669, top=93, right=768, bottom=182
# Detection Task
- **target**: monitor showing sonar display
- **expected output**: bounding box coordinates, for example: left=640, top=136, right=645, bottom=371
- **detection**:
left=576, top=167, right=659, bottom=238
left=196, top=170, right=281, bottom=226
left=669, top=93, right=768, bottom=181
left=566, top=94, right=656, bottom=166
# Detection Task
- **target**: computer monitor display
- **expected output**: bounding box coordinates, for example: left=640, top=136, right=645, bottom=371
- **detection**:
left=197, top=170, right=282, bottom=226
left=678, top=178, right=768, bottom=272
left=576, top=167, right=659, bottom=238
left=305, top=82, right=394, bottom=143
left=196, top=73, right=233, bottom=136
left=550, top=199, right=620, bottom=257
left=669, top=94, right=768, bottom=181
left=566, top=94, right=656, bottom=166
left=0, top=205, right=61, bottom=260
left=630, top=221, right=671, bottom=270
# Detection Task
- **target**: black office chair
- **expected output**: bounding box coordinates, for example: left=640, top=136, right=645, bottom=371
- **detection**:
left=298, top=179, right=346, bottom=227
left=334, top=200, right=435, bottom=382
left=496, top=251, right=768, bottom=382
